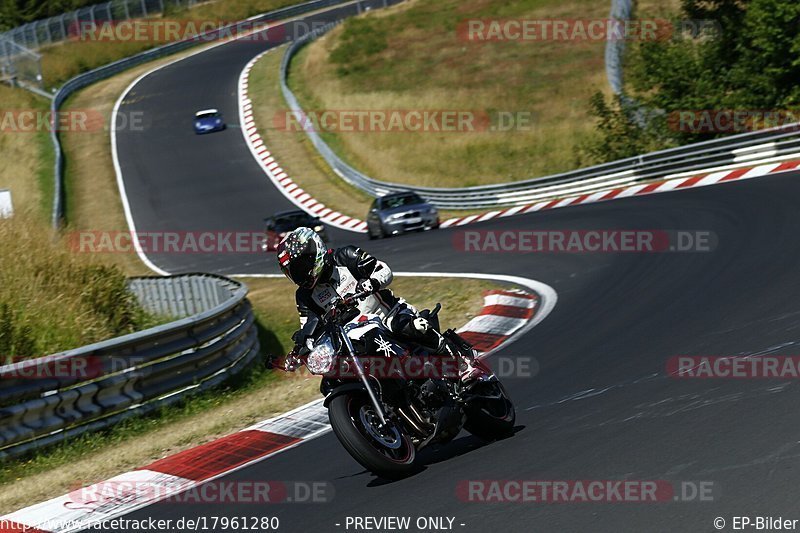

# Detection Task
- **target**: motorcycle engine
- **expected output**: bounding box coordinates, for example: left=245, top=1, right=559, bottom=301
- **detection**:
left=419, top=378, right=447, bottom=408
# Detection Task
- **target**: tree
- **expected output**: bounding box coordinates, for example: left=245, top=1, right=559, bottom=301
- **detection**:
left=586, top=0, right=800, bottom=163
left=581, top=92, right=665, bottom=163
left=1, top=0, right=104, bottom=32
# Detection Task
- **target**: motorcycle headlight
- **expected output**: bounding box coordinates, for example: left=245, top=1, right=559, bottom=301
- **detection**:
left=313, top=225, right=324, bottom=233
left=306, top=336, right=335, bottom=375
left=195, top=122, right=202, bottom=128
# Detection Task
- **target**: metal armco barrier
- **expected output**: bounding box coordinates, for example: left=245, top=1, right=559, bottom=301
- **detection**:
left=49, top=0, right=370, bottom=228
left=0, top=274, right=260, bottom=460
left=281, top=23, right=800, bottom=210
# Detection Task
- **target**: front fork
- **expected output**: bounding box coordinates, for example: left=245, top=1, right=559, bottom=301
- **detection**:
left=338, top=326, right=389, bottom=426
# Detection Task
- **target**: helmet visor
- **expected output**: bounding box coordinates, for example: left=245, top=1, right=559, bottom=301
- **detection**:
left=276, top=228, right=326, bottom=288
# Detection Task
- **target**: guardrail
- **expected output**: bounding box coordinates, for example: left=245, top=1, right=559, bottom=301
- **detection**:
left=281, top=23, right=800, bottom=210
left=49, top=0, right=373, bottom=228
left=0, top=274, right=260, bottom=460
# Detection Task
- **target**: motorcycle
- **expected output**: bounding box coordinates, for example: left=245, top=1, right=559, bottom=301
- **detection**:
left=289, top=289, right=516, bottom=479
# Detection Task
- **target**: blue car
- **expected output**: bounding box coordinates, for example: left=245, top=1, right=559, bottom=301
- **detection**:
left=193, top=109, right=225, bottom=134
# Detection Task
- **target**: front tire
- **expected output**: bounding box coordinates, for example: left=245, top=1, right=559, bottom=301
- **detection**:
left=328, top=394, right=416, bottom=479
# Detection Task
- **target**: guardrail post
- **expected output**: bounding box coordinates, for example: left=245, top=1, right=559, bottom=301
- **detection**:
left=59, top=14, right=67, bottom=41
left=43, top=20, right=52, bottom=45
left=141, top=0, right=148, bottom=17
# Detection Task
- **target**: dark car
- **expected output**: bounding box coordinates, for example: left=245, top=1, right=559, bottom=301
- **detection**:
left=262, top=210, right=329, bottom=251
left=366, top=191, right=439, bottom=239
left=193, top=109, right=226, bottom=134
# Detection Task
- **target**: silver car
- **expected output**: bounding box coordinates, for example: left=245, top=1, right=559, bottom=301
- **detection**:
left=366, top=192, right=439, bottom=239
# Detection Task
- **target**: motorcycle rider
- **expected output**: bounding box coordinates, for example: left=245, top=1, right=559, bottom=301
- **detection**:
left=276, top=227, right=472, bottom=373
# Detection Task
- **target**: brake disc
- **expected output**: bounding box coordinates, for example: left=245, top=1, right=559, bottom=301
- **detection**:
left=359, top=406, right=402, bottom=449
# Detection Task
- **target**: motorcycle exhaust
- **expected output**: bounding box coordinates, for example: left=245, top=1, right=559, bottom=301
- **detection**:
left=396, top=407, right=430, bottom=437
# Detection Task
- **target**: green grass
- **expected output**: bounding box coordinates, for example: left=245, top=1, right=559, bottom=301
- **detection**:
left=248, top=45, right=505, bottom=220
left=0, top=215, right=160, bottom=363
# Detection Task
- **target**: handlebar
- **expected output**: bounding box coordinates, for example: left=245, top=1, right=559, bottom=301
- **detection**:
left=323, top=288, right=374, bottom=323
left=339, top=289, right=374, bottom=306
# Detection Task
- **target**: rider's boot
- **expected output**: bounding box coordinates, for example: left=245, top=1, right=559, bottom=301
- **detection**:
left=430, top=331, right=482, bottom=383
left=402, top=315, right=479, bottom=382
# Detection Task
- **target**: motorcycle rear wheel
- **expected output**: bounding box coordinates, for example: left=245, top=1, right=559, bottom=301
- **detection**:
left=464, top=380, right=516, bottom=440
left=328, top=393, right=416, bottom=479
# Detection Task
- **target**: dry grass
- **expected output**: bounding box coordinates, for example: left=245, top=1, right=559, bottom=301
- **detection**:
left=287, top=0, right=683, bottom=189
left=0, top=361, right=320, bottom=515
left=39, top=0, right=307, bottom=89
left=0, top=214, right=157, bottom=361
left=0, top=85, right=53, bottom=220
left=249, top=48, right=488, bottom=220
left=249, top=48, right=374, bottom=219
left=287, top=0, right=609, bottom=188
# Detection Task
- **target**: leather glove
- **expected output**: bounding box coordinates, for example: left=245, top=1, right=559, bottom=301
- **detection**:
left=283, top=346, right=303, bottom=372
left=358, top=278, right=378, bottom=294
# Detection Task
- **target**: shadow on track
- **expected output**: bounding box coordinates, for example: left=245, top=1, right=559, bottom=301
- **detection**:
left=360, top=425, right=525, bottom=487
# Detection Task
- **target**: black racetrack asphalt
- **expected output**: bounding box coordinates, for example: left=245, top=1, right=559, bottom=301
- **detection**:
left=101, top=3, right=800, bottom=531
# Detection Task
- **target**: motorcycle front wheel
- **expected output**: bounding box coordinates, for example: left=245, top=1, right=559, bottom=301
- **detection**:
left=328, top=393, right=416, bottom=479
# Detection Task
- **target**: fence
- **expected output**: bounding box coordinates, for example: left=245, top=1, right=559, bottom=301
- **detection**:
left=0, top=38, right=43, bottom=91
left=0, top=274, right=260, bottom=460
left=0, top=0, right=207, bottom=51
left=0, top=0, right=207, bottom=89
